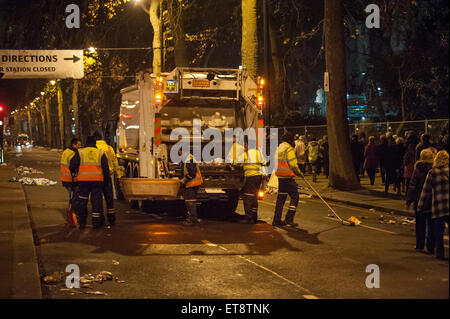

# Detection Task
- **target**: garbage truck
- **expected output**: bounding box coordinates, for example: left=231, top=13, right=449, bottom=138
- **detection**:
left=115, top=67, right=265, bottom=216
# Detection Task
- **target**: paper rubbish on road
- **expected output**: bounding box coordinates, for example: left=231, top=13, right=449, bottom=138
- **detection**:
left=347, top=216, right=362, bottom=226
left=12, top=177, right=57, bottom=186
left=43, top=272, right=63, bottom=284
left=16, top=165, right=44, bottom=175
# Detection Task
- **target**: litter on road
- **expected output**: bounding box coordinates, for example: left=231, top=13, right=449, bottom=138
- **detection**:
left=9, top=177, right=57, bottom=186
left=16, top=165, right=44, bottom=175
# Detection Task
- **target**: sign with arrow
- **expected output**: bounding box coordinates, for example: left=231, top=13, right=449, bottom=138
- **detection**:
left=0, top=50, right=84, bottom=79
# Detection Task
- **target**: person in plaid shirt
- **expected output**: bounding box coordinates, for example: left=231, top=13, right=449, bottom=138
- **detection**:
left=417, top=150, right=449, bottom=260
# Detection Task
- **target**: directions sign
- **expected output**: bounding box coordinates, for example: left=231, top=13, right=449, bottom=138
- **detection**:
left=0, top=50, right=84, bottom=79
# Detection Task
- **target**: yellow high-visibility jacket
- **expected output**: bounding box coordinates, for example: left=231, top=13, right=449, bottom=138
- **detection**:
left=276, top=142, right=300, bottom=178
left=235, top=148, right=267, bottom=177
left=60, top=148, right=77, bottom=182
left=96, top=140, right=123, bottom=178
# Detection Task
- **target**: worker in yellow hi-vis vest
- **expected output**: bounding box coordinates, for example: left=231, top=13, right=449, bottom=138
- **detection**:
left=273, top=133, right=302, bottom=227
left=178, top=149, right=203, bottom=226
left=234, top=137, right=267, bottom=224
left=94, top=131, right=123, bottom=226
left=70, top=136, right=110, bottom=229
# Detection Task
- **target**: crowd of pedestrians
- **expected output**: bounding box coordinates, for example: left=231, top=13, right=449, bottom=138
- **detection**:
left=290, top=129, right=449, bottom=261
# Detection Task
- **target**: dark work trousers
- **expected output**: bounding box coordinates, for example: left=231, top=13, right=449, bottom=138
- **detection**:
left=415, top=212, right=433, bottom=251
left=311, top=161, right=319, bottom=183
left=366, top=168, right=376, bottom=185
left=242, top=175, right=262, bottom=223
left=298, top=163, right=306, bottom=174
left=274, top=178, right=299, bottom=223
left=102, top=175, right=115, bottom=225
left=183, top=186, right=200, bottom=221
left=432, top=216, right=448, bottom=259
left=75, top=181, right=104, bottom=228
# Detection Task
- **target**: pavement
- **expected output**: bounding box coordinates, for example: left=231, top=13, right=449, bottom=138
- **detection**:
left=0, top=148, right=42, bottom=298
left=0, top=146, right=448, bottom=299
left=292, top=173, right=413, bottom=217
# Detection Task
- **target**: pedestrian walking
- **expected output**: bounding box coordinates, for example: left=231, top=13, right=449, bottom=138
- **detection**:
left=384, top=133, right=403, bottom=195
left=70, top=136, right=110, bottom=229
left=396, top=137, right=407, bottom=193
left=377, top=135, right=389, bottom=184
left=406, top=148, right=436, bottom=252
left=351, top=134, right=364, bottom=181
left=307, top=138, right=320, bottom=183
left=403, top=143, right=416, bottom=192
left=94, top=131, right=124, bottom=226
left=235, top=138, right=266, bottom=224
left=294, top=135, right=306, bottom=174
left=363, top=136, right=378, bottom=185
left=417, top=150, right=449, bottom=260
left=320, top=136, right=329, bottom=178
left=437, top=133, right=449, bottom=153
left=273, top=133, right=302, bottom=227
left=178, top=149, right=203, bottom=226
left=415, top=133, right=433, bottom=161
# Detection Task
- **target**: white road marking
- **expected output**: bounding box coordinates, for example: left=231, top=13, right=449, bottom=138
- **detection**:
left=201, top=239, right=319, bottom=299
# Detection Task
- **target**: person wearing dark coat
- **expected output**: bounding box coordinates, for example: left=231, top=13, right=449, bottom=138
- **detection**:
left=350, top=135, right=364, bottom=181
left=406, top=148, right=436, bottom=252
left=415, top=133, right=433, bottom=161
left=384, top=133, right=403, bottom=195
left=377, top=135, right=389, bottom=184
left=363, top=136, right=378, bottom=185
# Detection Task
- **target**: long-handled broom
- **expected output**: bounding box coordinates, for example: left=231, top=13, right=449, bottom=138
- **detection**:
left=298, top=171, right=354, bottom=226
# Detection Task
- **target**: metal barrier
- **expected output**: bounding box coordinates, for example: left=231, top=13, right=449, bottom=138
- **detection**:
left=283, top=119, right=449, bottom=142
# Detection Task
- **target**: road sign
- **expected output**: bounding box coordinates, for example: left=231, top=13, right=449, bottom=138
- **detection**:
left=0, top=50, right=84, bottom=79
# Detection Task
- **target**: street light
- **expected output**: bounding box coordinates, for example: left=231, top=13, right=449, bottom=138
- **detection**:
left=40, top=92, right=45, bottom=96
left=88, top=47, right=96, bottom=54
left=50, top=80, right=56, bottom=85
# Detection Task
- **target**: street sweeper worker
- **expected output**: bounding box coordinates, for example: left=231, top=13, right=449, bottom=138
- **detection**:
left=93, top=131, right=123, bottom=226
left=234, top=137, right=267, bottom=224
left=272, top=133, right=302, bottom=227
left=178, top=149, right=204, bottom=226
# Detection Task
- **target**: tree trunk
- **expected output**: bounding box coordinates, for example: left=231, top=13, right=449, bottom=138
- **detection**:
left=57, top=80, right=64, bottom=148
left=268, top=20, right=284, bottom=119
left=324, top=0, right=359, bottom=190
left=167, top=0, right=188, bottom=67
left=39, top=101, right=46, bottom=145
left=242, top=0, right=258, bottom=81
left=150, top=0, right=162, bottom=75
left=45, top=97, right=53, bottom=147
left=27, top=109, right=33, bottom=142
left=72, top=79, right=79, bottom=137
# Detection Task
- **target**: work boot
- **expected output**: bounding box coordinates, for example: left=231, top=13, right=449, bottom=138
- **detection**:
left=251, top=212, right=258, bottom=224
left=284, top=211, right=298, bottom=227
left=107, top=210, right=116, bottom=227
left=272, top=220, right=287, bottom=227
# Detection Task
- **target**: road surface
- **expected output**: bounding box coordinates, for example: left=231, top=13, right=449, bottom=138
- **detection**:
left=3, top=146, right=449, bottom=299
